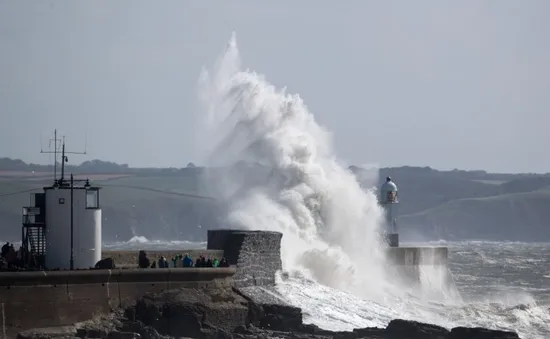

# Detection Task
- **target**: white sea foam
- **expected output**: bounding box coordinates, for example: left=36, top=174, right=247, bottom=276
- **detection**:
left=188, top=33, right=548, bottom=339
left=195, top=32, right=398, bottom=299
left=104, top=238, right=549, bottom=338
left=102, top=236, right=205, bottom=251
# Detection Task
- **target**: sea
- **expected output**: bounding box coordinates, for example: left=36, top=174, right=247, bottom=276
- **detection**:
left=105, top=238, right=550, bottom=339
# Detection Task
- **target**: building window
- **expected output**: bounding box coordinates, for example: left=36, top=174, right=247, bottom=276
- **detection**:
left=86, top=190, right=99, bottom=209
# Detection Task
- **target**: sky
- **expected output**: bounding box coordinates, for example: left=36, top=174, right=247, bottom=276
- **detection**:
left=0, top=1, right=548, bottom=173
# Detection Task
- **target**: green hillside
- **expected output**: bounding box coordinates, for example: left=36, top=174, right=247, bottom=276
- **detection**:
left=1, top=159, right=549, bottom=243
left=400, top=187, right=550, bottom=241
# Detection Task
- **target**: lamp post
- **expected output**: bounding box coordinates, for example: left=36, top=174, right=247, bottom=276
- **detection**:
left=70, top=174, right=74, bottom=270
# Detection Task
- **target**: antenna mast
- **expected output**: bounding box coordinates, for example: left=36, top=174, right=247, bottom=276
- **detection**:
left=41, top=129, right=87, bottom=186
left=41, top=129, right=62, bottom=182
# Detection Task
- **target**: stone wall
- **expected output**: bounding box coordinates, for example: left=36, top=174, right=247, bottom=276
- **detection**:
left=207, top=229, right=283, bottom=288
left=0, top=268, right=235, bottom=339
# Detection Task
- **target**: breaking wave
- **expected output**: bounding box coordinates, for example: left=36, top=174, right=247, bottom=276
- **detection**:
left=188, top=33, right=548, bottom=338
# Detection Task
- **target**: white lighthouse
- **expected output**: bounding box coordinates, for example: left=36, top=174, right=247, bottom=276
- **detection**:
left=380, top=176, right=399, bottom=247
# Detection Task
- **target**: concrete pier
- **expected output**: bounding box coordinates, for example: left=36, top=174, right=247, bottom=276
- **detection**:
left=384, top=246, right=455, bottom=294
left=386, top=246, right=448, bottom=266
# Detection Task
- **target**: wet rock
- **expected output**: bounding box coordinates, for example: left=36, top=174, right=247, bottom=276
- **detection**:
left=17, top=286, right=523, bottom=339
left=449, top=326, right=520, bottom=339
left=386, top=319, right=449, bottom=338
left=17, top=326, right=78, bottom=339
left=259, top=304, right=303, bottom=331
left=106, top=332, right=140, bottom=339
left=76, top=328, right=108, bottom=339
left=95, top=258, right=115, bottom=269
left=132, top=288, right=248, bottom=338
left=352, top=326, right=387, bottom=339
left=118, top=321, right=169, bottom=339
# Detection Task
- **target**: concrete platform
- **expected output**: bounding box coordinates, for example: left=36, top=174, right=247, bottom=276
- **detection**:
left=385, top=246, right=448, bottom=266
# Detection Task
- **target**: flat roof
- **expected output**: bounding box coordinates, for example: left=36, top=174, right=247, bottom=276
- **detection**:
left=43, top=186, right=101, bottom=191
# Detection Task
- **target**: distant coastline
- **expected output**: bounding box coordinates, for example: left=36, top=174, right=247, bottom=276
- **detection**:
left=2, top=157, right=550, bottom=243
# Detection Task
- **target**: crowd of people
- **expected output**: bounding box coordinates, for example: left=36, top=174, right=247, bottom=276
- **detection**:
left=138, top=250, right=230, bottom=269
left=1, top=242, right=19, bottom=269
left=1, top=242, right=43, bottom=270
left=3, top=244, right=232, bottom=271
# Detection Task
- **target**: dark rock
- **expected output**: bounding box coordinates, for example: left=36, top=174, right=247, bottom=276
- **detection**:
left=17, top=326, right=78, bottom=339
left=259, top=304, right=303, bottom=331
left=449, top=326, right=520, bottom=339
left=119, top=321, right=168, bottom=339
left=95, top=258, right=115, bottom=269
left=76, top=329, right=87, bottom=338
left=76, top=328, right=108, bottom=339
left=386, top=319, right=449, bottom=338
left=353, top=326, right=387, bottom=338
left=132, top=288, right=248, bottom=338
left=17, top=286, right=523, bottom=339
left=200, top=326, right=234, bottom=339
left=106, top=332, right=140, bottom=339
left=245, top=300, right=264, bottom=327
left=233, top=325, right=248, bottom=334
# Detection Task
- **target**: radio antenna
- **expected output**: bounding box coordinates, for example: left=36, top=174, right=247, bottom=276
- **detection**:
left=40, top=129, right=88, bottom=186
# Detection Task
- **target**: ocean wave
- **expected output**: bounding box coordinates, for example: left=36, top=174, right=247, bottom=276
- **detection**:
left=275, top=271, right=549, bottom=339
left=190, top=33, right=549, bottom=339
left=99, top=236, right=549, bottom=338
left=103, top=236, right=206, bottom=251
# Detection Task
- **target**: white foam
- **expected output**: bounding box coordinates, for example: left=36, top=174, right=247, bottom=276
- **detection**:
left=102, top=237, right=206, bottom=251
left=196, top=32, right=394, bottom=299
left=192, top=33, right=547, bottom=339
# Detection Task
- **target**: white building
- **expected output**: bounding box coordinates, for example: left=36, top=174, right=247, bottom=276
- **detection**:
left=22, top=179, right=102, bottom=270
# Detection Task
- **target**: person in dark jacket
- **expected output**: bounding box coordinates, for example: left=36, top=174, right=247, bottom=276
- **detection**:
left=182, top=254, right=193, bottom=267
left=138, top=250, right=150, bottom=268
left=219, top=257, right=229, bottom=267
left=1, top=242, right=9, bottom=258
left=158, top=256, right=168, bottom=268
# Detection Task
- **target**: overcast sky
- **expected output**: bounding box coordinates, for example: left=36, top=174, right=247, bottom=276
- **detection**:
left=1, top=1, right=548, bottom=173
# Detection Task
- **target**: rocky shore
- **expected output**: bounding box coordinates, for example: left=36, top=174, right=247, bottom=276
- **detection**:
left=17, top=286, right=521, bottom=339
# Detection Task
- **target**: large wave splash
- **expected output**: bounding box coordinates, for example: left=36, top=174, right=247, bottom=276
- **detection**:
left=195, top=32, right=391, bottom=298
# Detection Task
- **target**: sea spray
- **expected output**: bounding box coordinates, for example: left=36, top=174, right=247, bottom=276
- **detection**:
left=195, top=32, right=394, bottom=298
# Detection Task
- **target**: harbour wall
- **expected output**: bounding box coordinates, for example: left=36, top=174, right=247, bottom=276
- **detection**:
left=0, top=268, right=235, bottom=339
left=0, top=229, right=284, bottom=339
left=386, top=246, right=448, bottom=266
left=385, top=246, right=455, bottom=292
